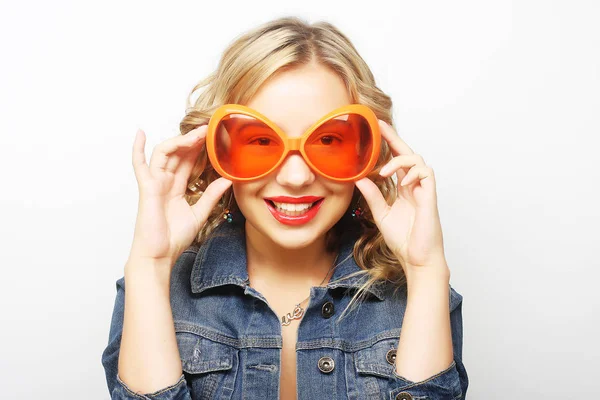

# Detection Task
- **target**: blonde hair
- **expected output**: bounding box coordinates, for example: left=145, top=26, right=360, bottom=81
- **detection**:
left=180, top=16, right=405, bottom=321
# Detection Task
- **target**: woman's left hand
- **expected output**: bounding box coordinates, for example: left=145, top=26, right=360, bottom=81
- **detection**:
left=354, top=120, right=449, bottom=279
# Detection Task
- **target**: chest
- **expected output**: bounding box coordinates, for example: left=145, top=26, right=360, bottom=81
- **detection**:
left=268, top=298, right=307, bottom=400
left=280, top=320, right=300, bottom=400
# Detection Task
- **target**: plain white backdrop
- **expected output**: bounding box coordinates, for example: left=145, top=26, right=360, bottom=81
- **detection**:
left=1, top=0, right=598, bottom=398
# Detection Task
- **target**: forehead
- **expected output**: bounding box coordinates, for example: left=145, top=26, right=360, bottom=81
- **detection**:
left=245, top=63, right=352, bottom=136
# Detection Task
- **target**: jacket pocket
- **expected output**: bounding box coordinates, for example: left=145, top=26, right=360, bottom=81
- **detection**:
left=354, top=337, right=428, bottom=400
left=176, top=331, right=238, bottom=400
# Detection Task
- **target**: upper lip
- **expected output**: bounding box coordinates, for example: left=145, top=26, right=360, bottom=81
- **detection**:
left=265, top=196, right=323, bottom=204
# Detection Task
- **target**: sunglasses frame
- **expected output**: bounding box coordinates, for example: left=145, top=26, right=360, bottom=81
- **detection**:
left=206, top=103, right=381, bottom=182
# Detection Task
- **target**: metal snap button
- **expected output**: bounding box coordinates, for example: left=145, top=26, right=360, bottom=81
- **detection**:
left=321, top=301, right=335, bottom=319
left=395, top=392, right=413, bottom=400
left=317, top=356, right=335, bottom=373
left=386, top=348, right=397, bottom=365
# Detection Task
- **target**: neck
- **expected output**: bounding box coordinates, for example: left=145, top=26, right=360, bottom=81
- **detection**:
left=244, top=221, right=337, bottom=287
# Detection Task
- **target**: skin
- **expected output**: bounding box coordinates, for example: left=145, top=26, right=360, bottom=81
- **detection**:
left=120, top=60, right=453, bottom=397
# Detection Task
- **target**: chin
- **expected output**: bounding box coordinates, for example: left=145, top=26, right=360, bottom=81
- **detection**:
left=249, top=218, right=327, bottom=249
left=269, top=228, right=325, bottom=250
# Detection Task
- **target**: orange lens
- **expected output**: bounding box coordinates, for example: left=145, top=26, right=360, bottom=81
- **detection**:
left=214, top=114, right=284, bottom=178
left=304, top=113, right=373, bottom=179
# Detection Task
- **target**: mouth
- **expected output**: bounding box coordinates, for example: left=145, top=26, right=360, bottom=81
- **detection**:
left=264, top=196, right=325, bottom=225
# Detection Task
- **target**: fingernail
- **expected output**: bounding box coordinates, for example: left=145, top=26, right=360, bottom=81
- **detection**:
left=379, top=166, right=389, bottom=175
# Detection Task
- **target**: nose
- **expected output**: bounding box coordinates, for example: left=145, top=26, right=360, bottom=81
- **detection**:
left=275, top=151, right=315, bottom=188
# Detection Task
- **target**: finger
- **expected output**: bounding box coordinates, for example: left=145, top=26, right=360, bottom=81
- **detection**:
left=399, top=166, right=436, bottom=191
left=149, top=126, right=207, bottom=173
left=165, top=126, right=208, bottom=172
left=379, top=154, right=426, bottom=177
left=378, top=120, right=414, bottom=157
left=132, top=129, right=151, bottom=183
left=190, top=177, right=233, bottom=224
left=172, top=142, right=205, bottom=184
left=354, top=177, right=390, bottom=226
left=170, top=143, right=208, bottom=196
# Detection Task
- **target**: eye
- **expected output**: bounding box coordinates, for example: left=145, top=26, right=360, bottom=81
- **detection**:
left=249, top=137, right=273, bottom=146
left=321, top=136, right=334, bottom=145
left=314, top=134, right=343, bottom=145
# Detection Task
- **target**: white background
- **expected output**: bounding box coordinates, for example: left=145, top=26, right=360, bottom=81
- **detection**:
left=1, top=0, right=598, bottom=398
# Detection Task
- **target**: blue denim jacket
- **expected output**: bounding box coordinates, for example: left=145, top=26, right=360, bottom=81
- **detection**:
left=102, top=220, right=468, bottom=399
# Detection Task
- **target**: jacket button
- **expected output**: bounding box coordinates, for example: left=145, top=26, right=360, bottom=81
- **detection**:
left=321, top=301, right=335, bottom=318
left=317, top=356, right=335, bottom=373
left=386, top=348, right=397, bottom=365
left=395, top=392, right=413, bottom=400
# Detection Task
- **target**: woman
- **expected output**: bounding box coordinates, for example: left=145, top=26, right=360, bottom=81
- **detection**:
left=102, top=16, right=468, bottom=400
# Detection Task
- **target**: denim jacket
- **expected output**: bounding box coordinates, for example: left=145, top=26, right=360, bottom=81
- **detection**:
left=102, top=220, right=468, bottom=400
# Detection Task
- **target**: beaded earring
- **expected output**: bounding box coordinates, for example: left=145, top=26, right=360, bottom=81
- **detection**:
left=351, top=196, right=363, bottom=219
left=223, top=208, right=233, bottom=223
left=218, top=188, right=235, bottom=224
left=351, top=206, right=363, bottom=219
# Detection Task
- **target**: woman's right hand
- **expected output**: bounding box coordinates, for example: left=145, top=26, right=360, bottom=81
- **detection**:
left=127, top=125, right=232, bottom=266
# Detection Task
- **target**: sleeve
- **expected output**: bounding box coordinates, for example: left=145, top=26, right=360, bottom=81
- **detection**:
left=100, top=277, right=193, bottom=400
left=389, top=285, right=469, bottom=400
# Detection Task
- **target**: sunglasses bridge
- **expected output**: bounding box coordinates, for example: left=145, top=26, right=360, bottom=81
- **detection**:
left=287, top=137, right=302, bottom=151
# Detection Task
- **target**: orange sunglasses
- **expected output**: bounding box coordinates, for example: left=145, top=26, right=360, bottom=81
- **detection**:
left=206, top=103, right=381, bottom=182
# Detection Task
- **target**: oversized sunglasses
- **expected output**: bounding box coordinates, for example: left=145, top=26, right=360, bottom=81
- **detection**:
left=206, top=104, right=381, bottom=182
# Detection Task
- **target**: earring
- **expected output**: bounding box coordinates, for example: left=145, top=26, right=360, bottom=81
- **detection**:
left=351, top=197, right=363, bottom=219
left=223, top=208, right=233, bottom=223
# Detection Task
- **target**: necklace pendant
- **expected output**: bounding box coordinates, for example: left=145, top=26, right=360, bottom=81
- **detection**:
left=281, top=304, right=305, bottom=326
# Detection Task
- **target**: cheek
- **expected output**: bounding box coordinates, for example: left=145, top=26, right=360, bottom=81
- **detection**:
left=231, top=181, right=265, bottom=209
left=231, top=183, right=251, bottom=208
left=327, top=182, right=355, bottom=208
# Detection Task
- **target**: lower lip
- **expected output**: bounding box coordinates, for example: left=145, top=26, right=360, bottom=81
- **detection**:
left=265, top=199, right=324, bottom=226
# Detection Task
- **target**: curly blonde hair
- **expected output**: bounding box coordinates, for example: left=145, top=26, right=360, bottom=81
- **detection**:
left=180, top=16, right=404, bottom=320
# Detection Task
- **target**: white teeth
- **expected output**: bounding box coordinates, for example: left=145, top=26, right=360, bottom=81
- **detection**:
left=272, top=202, right=313, bottom=211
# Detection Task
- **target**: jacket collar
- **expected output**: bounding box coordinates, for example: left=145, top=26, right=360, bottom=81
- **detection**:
left=189, top=221, right=385, bottom=301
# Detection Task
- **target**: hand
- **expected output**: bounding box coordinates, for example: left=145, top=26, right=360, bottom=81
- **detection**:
left=128, top=125, right=232, bottom=265
left=354, top=120, right=448, bottom=279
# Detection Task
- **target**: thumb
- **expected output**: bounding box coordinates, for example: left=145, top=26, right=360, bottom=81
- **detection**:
left=190, top=177, right=233, bottom=225
left=354, top=177, right=389, bottom=226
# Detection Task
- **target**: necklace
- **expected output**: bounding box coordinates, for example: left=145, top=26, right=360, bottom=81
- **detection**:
left=280, top=254, right=339, bottom=326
